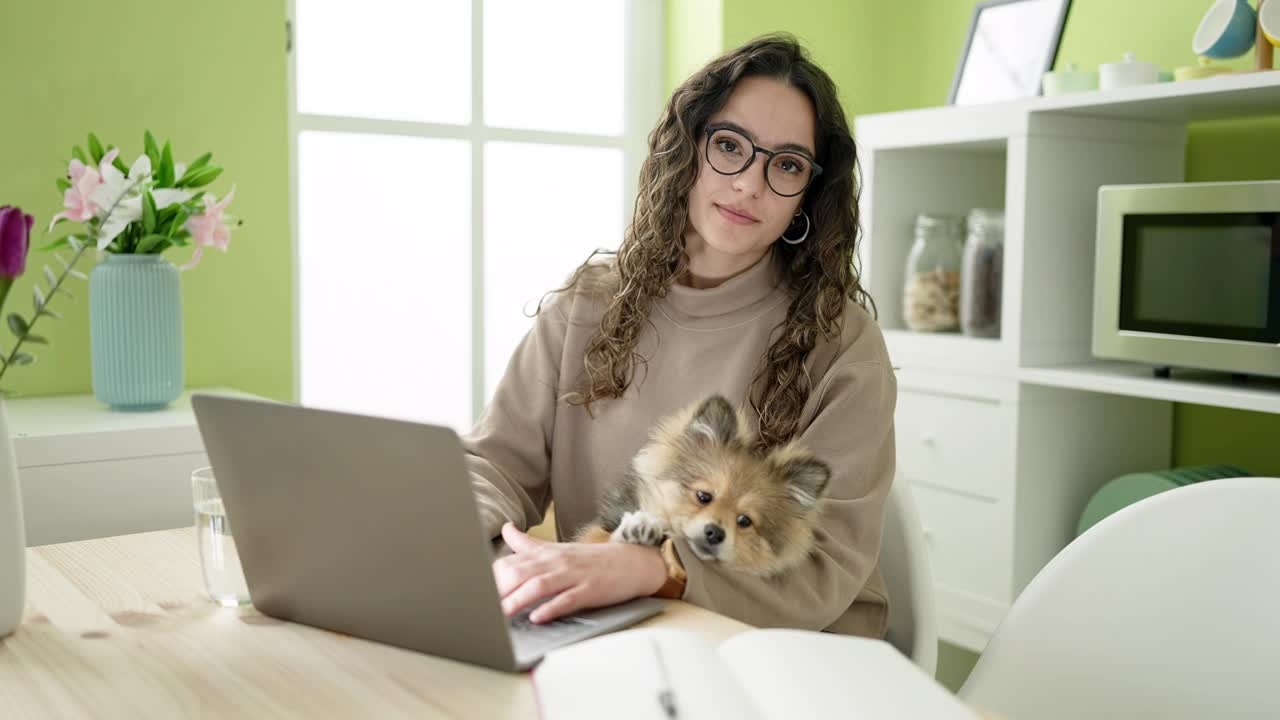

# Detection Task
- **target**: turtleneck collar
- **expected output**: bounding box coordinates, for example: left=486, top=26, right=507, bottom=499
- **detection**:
left=656, top=247, right=788, bottom=328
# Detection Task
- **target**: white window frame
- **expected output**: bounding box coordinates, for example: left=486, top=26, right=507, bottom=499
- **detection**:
left=285, top=0, right=664, bottom=421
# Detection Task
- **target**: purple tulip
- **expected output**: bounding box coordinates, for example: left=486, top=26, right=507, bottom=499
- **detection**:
left=0, top=205, right=33, bottom=279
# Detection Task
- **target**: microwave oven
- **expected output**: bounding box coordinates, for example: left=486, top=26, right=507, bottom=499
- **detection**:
left=1093, top=181, right=1280, bottom=379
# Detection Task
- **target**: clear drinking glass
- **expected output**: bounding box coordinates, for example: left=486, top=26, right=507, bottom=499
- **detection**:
left=191, top=467, right=251, bottom=607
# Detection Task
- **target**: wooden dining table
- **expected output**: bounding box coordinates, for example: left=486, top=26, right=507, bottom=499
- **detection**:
left=0, top=527, right=752, bottom=718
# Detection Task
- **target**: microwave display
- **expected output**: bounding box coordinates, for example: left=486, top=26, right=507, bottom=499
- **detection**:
left=1119, top=212, right=1280, bottom=343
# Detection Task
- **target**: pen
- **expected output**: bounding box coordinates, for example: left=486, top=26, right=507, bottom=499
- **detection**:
left=651, top=637, right=679, bottom=719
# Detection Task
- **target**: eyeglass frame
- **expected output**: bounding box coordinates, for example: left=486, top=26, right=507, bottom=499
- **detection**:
left=702, top=124, right=824, bottom=198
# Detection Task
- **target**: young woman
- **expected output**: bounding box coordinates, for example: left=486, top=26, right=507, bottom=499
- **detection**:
left=464, top=33, right=896, bottom=637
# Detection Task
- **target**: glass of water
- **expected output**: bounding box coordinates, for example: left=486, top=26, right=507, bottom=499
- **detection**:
left=191, top=466, right=251, bottom=607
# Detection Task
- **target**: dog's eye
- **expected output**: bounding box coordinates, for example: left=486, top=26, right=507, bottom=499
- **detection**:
left=737, top=514, right=752, bottom=529
left=695, top=490, right=713, bottom=504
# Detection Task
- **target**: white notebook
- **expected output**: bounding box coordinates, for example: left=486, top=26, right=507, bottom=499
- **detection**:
left=533, top=627, right=977, bottom=719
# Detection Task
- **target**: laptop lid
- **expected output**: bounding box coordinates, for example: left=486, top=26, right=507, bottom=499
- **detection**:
left=190, top=393, right=518, bottom=670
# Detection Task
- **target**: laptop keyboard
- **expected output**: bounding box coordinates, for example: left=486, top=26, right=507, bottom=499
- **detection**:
left=508, top=608, right=598, bottom=660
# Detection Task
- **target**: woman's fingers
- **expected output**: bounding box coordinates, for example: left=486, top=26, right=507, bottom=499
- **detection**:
left=529, top=587, right=590, bottom=624
left=500, top=571, right=575, bottom=617
left=501, top=522, right=544, bottom=552
left=492, top=552, right=549, bottom=597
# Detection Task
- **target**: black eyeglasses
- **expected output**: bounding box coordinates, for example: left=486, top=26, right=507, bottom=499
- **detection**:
left=703, top=125, right=822, bottom=198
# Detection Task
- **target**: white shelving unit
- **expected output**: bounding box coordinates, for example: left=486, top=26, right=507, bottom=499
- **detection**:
left=1020, top=362, right=1280, bottom=415
left=9, top=387, right=252, bottom=546
left=854, top=72, right=1280, bottom=652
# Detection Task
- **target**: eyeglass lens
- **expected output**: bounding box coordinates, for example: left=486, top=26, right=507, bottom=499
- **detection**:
left=706, top=127, right=813, bottom=197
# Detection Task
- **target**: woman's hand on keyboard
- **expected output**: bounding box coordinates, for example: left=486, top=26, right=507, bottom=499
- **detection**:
left=492, top=522, right=667, bottom=623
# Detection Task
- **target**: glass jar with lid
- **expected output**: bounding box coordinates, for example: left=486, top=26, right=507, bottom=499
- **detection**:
left=902, top=213, right=964, bottom=332
left=960, top=208, right=1005, bottom=338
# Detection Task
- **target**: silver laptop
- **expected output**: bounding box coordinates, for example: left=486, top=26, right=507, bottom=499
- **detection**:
left=190, top=392, right=664, bottom=672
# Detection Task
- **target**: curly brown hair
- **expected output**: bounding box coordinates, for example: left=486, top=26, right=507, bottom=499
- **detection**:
left=544, top=32, right=874, bottom=452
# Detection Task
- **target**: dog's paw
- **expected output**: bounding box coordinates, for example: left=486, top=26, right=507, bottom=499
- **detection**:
left=610, top=511, right=668, bottom=546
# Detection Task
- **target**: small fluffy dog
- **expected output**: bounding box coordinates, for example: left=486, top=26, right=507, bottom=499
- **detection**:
left=574, top=395, right=832, bottom=576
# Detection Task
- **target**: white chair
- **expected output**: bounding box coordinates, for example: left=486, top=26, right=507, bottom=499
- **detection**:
left=880, top=477, right=938, bottom=676
left=959, top=477, right=1280, bottom=720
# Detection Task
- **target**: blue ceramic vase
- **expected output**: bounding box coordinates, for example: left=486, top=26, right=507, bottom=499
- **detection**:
left=89, top=253, right=184, bottom=410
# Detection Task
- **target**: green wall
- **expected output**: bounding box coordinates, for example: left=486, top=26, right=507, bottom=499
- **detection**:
left=666, top=0, right=724, bottom=96
left=673, top=0, right=1280, bottom=692
left=0, top=0, right=293, bottom=402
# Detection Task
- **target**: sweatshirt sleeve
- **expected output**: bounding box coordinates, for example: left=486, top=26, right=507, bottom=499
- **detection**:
left=460, top=298, right=570, bottom=539
left=674, top=359, right=897, bottom=630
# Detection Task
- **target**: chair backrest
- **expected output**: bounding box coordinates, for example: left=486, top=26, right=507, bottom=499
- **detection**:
left=880, top=477, right=938, bottom=676
left=959, top=477, right=1280, bottom=720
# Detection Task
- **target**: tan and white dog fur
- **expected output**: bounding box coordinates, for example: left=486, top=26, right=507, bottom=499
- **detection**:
left=574, top=395, right=831, bottom=577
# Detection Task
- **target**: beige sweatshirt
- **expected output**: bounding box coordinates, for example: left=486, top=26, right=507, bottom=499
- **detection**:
left=461, top=247, right=897, bottom=637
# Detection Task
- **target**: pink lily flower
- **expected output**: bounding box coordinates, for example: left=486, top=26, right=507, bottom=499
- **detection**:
left=48, top=148, right=119, bottom=231
left=180, top=185, right=236, bottom=271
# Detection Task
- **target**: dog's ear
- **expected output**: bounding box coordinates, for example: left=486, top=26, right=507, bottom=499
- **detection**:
left=685, top=395, right=739, bottom=447
left=774, top=455, right=831, bottom=510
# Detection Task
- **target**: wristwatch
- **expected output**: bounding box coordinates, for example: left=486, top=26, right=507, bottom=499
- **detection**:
left=653, top=537, right=688, bottom=599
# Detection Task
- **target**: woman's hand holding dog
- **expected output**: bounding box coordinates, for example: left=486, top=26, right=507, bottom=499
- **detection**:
left=492, top=522, right=668, bottom=623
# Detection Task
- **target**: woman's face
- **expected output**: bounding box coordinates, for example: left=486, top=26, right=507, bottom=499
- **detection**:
left=684, top=75, right=817, bottom=272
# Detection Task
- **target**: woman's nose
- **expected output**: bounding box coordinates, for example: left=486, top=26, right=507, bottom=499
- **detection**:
left=731, top=154, right=767, bottom=196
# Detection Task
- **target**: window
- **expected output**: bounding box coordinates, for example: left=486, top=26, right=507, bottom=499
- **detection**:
left=288, top=0, right=662, bottom=430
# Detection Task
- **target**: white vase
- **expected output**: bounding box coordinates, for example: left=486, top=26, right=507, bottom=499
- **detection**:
left=0, top=397, right=25, bottom=637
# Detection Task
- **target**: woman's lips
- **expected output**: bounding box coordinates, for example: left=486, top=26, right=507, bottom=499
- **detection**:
left=715, top=204, right=758, bottom=225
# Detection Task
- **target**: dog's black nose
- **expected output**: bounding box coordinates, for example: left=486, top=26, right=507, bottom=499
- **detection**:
left=704, top=524, right=725, bottom=546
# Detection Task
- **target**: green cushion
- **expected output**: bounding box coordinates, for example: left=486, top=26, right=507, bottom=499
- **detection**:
left=1077, top=465, right=1251, bottom=538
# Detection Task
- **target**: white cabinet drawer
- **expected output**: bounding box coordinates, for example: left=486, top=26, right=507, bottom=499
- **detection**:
left=21, top=453, right=209, bottom=546
left=895, top=388, right=1013, bottom=500
left=911, top=482, right=1013, bottom=605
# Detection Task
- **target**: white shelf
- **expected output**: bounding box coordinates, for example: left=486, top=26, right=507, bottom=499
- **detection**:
left=1030, top=70, right=1280, bottom=122
left=856, top=71, right=1280, bottom=150
left=884, top=330, right=1011, bottom=378
left=7, top=387, right=251, bottom=467
left=1020, top=362, right=1280, bottom=415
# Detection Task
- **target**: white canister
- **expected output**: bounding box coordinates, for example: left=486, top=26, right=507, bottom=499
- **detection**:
left=0, top=398, right=24, bottom=638
left=1100, top=52, right=1160, bottom=90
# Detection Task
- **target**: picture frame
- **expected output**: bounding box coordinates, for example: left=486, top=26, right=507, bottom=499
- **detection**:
left=948, top=0, right=1074, bottom=106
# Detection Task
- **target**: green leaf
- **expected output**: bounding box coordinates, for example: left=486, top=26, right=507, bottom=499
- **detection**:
left=11, top=353, right=34, bottom=367
left=159, top=141, right=175, bottom=187
left=144, top=130, right=161, bottom=169
left=38, top=236, right=70, bottom=252
left=136, top=233, right=170, bottom=254
left=111, top=150, right=128, bottom=175
left=71, top=145, right=88, bottom=165
left=39, top=307, right=63, bottom=321
left=165, top=206, right=190, bottom=237
left=176, top=165, right=221, bottom=189
left=56, top=176, right=71, bottom=192
left=23, top=333, right=48, bottom=346
left=185, top=152, right=212, bottom=175
left=156, top=203, right=179, bottom=223
left=56, top=288, right=76, bottom=302
left=87, top=133, right=105, bottom=165
left=142, top=191, right=158, bottom=234
left=7, top=314, right=29, bottom=338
